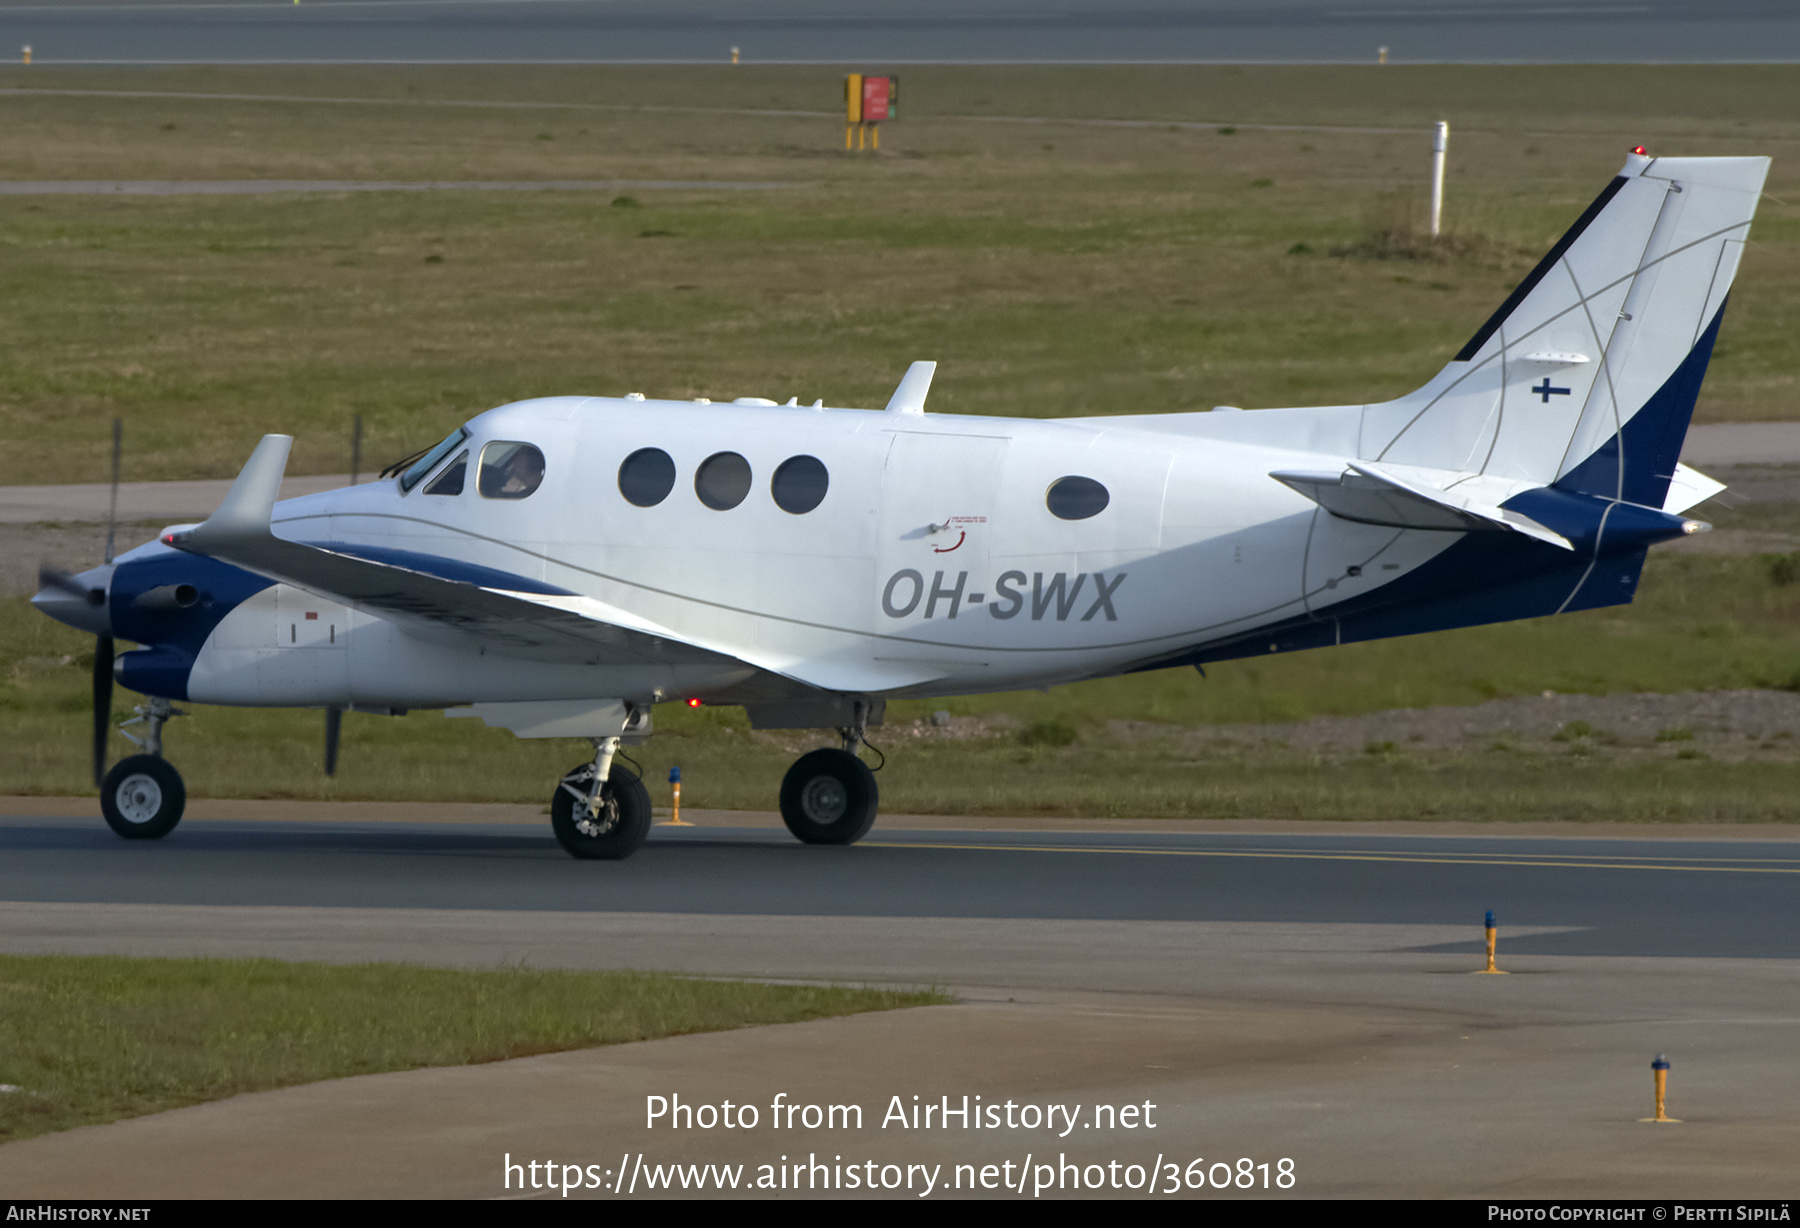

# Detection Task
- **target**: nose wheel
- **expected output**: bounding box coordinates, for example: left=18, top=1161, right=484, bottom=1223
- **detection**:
left=100, top=754, right=186, bottom=839
left=99, top=697, right=187, bottom=840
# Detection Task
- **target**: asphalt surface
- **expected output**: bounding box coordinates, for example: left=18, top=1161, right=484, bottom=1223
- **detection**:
left=3, top=806, right=1797, bottom=1198
left=3, top=814, right=1797, bottom=961
left=0, top=0, right=1792, bottom=65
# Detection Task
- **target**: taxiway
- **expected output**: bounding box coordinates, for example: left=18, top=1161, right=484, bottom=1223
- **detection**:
left=0, top=806, right=1795, bottom=1198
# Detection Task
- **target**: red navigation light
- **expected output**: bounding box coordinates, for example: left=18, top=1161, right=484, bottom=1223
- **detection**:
left=686, top=697, right=703, bottom=708
left=1632, top=145, right=1648, bottom=156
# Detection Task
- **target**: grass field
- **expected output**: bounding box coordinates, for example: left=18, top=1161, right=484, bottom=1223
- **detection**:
left=0, top=954, right=941, bottom=1143
left=0, top=64, right=1796, bottom=485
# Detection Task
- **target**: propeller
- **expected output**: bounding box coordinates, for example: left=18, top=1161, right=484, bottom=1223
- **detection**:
left=92, top=635, right=114, bottom=786
left=324, top=706, right=343, bottom=776
left=33, top=564, right=115, bottom=780
left=103, top=417, right=121, bottom=570
left=35, top=563, right=104, bottom=606
left=94, top=420, right=121, bottom=786
left=32, top=420, right=124, bottom=787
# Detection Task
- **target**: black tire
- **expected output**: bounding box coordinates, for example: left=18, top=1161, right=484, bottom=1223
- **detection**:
left=99, top=755, right=186, bottom=840
left=550, top=762, right=652, bottom=860
left=779, top=748, right=879, bottom=845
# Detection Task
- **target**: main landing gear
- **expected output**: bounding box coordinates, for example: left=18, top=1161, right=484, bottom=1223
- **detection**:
left=778, top=716, right=879, bottom=846
left=550, top=735, right=652, bottom=860
left=99, top=697, right=187, bottom=840
left=539, top=702, right=883, bottom=860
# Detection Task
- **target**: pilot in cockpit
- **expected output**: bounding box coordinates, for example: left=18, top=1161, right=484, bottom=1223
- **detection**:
left=479, top=442, right=546, bottom=499
left=498, top=446, right=543, bottom=494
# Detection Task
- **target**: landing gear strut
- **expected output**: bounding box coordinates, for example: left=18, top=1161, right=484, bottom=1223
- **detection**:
left=549, top=735, right=652, bottom=860
left=100, top=697, right=187, bottom=840
left=778, top=705, right=879, bottom=846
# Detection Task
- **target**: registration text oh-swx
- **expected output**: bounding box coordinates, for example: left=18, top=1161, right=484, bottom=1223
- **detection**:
left=882, top=570, right=1126, bottom=621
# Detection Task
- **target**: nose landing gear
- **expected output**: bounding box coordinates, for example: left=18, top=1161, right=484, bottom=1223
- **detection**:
left=100, top=697, right=187, bottom=840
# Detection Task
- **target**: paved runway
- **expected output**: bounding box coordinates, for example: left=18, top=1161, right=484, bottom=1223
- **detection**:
left=3, top=813, right=1797, bottom=961
left=3, top=807, right=1796, bottom=1198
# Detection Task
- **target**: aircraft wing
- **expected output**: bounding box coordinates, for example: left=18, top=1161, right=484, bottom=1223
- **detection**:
left=164, top=435, right=738, bottom=668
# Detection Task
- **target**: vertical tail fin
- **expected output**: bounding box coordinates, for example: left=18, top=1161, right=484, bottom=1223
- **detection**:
left=1361, top=152, right=1768, bottom=508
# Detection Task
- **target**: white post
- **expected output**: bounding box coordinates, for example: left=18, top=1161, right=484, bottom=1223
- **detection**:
left=1429, top=121, right=1449, bottom=238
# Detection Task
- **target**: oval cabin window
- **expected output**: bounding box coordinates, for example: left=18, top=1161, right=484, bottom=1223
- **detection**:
left=770, top=455, right=829, bottom=514
left=695, top=451, right=753, bottom=511
left=1046, top=476, right=1109, bottom=520
left=618, top=447, right=677, bottom=507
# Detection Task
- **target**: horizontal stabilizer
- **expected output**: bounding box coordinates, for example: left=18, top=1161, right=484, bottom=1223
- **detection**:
left=1662, top=462, right=1725, bottom=516
left=1272, top=464, right=1573, bottom=550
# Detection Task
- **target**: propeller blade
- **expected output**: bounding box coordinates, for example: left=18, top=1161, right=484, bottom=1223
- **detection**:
left=38, top=564, right=103, bottom=604
left=104, top=417, right=121, bottom=565
left=324, top=706, right=343, bottom=777
left=92, top=635, right=114, bottom=788
left=34, top=562, right=114, bottom=636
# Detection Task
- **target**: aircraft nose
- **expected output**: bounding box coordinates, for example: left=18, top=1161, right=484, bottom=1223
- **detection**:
left=32, top=562, right=115, bottom=636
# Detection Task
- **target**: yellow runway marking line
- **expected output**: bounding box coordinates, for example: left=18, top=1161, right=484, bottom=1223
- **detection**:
left=1200, top=847, right=1800, bottom=866
left=861, top=842, right=1800, bottom=874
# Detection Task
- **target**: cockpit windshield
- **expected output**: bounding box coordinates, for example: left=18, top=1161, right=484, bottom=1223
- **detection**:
left=396, top=427, right=470, bottom=493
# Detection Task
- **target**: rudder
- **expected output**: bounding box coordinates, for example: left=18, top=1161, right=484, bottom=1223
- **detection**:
left=1361, top=152, right=1768, bottom=508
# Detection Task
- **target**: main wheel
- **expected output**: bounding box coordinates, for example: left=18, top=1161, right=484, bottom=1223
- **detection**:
left=550, top=763, right=652, bottom=860
left=779, top=748, right=879, bottom=845
left=99, top=755, right=186, bottom=840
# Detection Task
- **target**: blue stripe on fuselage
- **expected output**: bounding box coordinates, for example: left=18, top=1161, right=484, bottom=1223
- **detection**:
left=1154, top=532, right=1646, bottom=670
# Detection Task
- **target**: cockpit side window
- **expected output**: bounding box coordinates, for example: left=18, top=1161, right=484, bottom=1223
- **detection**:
left=396, top=427, right=470, bottom=493
left=478, top=441, right=546, bottom=499
left=422, top=450, right=468, bottom=496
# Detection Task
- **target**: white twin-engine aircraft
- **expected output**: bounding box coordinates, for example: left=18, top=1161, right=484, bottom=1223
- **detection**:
left=35, top=151, right=1767, bottom=858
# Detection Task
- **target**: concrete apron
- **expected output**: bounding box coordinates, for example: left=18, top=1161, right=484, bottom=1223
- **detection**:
left=0, top=907, right=1794, bottom=1199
